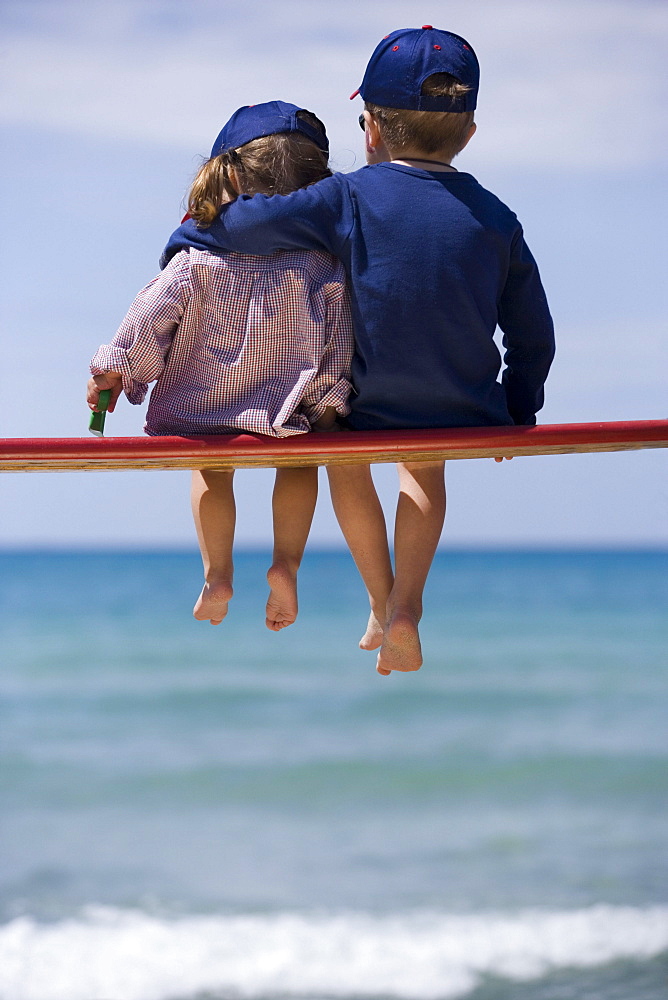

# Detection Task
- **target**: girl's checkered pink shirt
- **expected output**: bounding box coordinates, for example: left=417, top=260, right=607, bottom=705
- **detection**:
left=91, top=248, right=354, bottom=437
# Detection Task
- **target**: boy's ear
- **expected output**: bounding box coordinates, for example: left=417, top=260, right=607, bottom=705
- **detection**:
left=364, top=111, right=390, bottom=163
left=363, top=110, right=382, bottom=150
left=461, top=121, right=477, bottom=151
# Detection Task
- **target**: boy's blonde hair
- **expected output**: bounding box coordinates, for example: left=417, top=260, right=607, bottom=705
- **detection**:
left=188, top=110, right=331, bottom=226
left=366, top=73, right=474, bottom=158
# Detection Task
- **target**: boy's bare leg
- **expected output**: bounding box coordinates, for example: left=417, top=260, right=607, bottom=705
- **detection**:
left=327, top=464, right=394, bottom=649
left=376, top=461, right=446, bottom=676
left=191, top=469, right=236, bottom=624
left=266, top=466, right=318, bottom=631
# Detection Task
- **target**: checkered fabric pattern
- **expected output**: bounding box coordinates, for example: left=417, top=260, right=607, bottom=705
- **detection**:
left=91, top=249, right=354, bottom=437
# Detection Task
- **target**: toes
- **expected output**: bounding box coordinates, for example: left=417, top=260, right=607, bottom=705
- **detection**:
left=265, top=616, right=295, bottom=632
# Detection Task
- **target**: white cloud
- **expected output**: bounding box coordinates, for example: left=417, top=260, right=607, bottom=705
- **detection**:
left=2, top=0, right=667, bottom=169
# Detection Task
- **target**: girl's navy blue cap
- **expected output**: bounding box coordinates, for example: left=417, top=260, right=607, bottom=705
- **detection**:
left=210, top=101, right=329, bottom=157
left=350, top=26, right=479, bottom=112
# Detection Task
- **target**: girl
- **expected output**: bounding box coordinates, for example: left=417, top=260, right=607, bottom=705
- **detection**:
left=87, top=102, right=354, bottom=631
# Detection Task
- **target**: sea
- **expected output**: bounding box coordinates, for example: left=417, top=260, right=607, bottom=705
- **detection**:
left=0, top=549, right=667, bottom=1000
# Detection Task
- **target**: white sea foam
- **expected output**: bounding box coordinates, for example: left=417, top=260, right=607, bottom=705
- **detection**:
left=1, top=904, right=667, bottom=1000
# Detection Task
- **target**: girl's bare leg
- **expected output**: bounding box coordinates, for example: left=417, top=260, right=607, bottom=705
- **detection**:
left=376, top=461, right=446, bottom=676
left=327, top=464, right=394, bottom=649
left=266, top=466, right=319, bottom=631
left=191, top=470, right=236, bottom=624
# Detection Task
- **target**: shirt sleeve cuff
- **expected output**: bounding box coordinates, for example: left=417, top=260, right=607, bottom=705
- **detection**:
left=90, top=346, right=149, bottom=405
left=302, top=378, right=352, bottom=424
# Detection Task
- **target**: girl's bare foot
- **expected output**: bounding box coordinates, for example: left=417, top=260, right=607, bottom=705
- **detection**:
left=359, top=610, right=384, bottom=651
left=266, top=561, right=299, bottom=631
left=376, top=611, right=423, bottom=676
left=193, top=579, right=233, bottom=624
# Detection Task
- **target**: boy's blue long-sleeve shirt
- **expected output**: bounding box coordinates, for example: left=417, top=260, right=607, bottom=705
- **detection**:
left=162, top=162, right=555, bottom=430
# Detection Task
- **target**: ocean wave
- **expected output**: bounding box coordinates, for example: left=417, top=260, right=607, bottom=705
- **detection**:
left=1, top=904, right=667, bottom=1000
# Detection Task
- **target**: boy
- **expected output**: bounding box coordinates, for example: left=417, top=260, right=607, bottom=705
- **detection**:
left=160, top=27, right=555, bottom=675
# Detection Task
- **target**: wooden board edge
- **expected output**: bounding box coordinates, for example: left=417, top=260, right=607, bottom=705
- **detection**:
left=2, top=438, right=666, bottom=472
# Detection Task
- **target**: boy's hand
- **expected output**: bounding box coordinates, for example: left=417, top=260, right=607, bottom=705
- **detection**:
left=87, top=372, right=123, bottom=412
left=494, top=456, right=513, bottom=463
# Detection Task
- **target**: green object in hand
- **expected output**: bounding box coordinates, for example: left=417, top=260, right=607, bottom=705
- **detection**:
left=89, top=389, right=111, bottom=437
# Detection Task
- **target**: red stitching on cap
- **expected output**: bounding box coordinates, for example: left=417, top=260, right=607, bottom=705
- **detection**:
left=463, top=44, right=470, bottom=50
left=392, top=45, right=399, bottom=51
left=383, top=34, right=389, bottom=39
left=433, top=44, right=441, bottom=50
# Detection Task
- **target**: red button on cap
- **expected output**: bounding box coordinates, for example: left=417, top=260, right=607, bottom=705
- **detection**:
left=422, top=24, right=433, bottom=29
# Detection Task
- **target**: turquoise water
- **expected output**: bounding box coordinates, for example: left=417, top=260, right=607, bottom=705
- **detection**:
left=1, top=549, right=667, bottom=999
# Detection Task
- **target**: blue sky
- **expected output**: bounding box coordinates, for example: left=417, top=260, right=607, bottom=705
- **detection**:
left=1, top=0, right=666, bottom=547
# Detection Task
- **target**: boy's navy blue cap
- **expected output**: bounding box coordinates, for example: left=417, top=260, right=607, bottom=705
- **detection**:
left=210, top=101, right=329, bottom=157
left=350, top=26, right=479, bottom=112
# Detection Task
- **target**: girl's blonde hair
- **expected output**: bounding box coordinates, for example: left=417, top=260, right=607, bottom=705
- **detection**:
left=188, top=110, right=331, bottom=226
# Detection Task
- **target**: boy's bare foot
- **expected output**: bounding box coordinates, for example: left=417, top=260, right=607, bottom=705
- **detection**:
left=376, top=610, right=423, bottom=676
left=193, top=580, right=233, bottom=625
left=266, top=561, right=299, bottom=631
left=359, top=610, right=384, bottom=650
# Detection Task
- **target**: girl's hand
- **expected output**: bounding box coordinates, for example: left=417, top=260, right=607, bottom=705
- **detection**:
left=87, top=373, right=123, bottom=412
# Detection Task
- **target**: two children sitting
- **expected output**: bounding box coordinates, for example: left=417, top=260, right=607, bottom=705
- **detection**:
left=88, top=26, right=554, bottom=675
